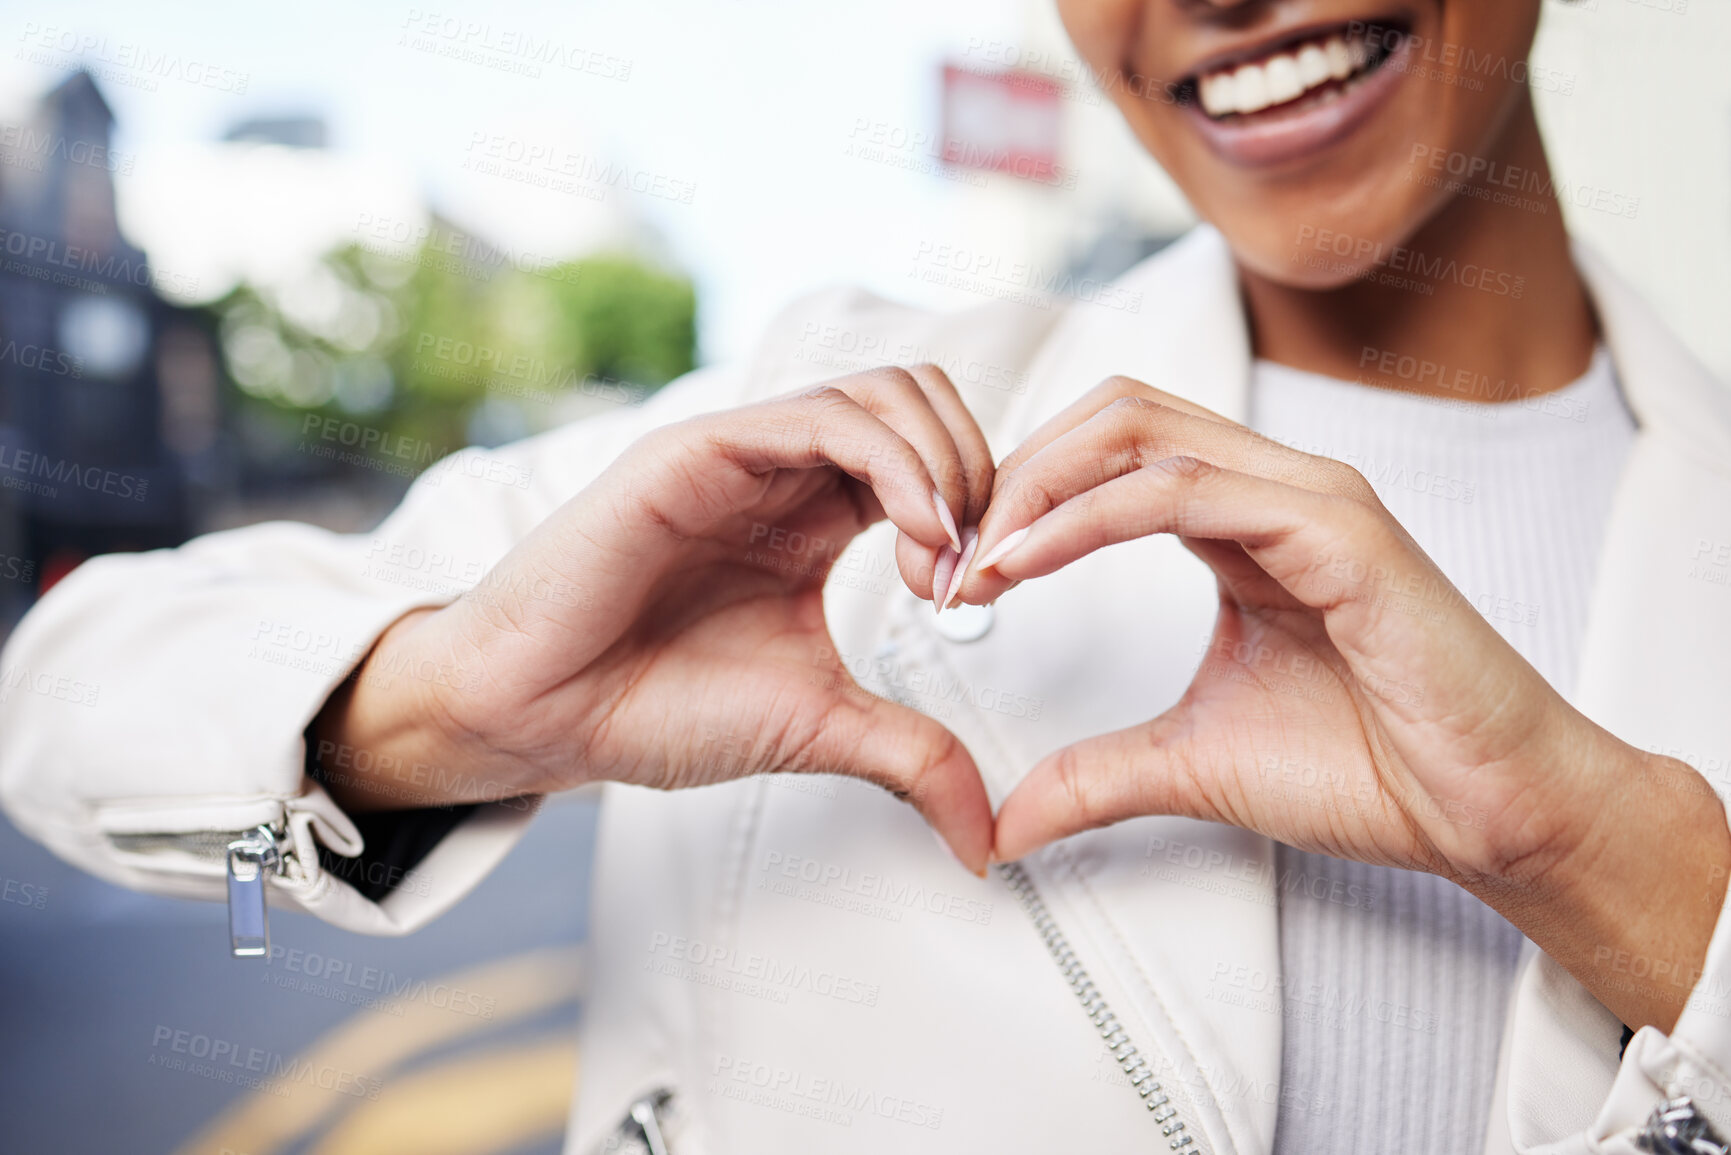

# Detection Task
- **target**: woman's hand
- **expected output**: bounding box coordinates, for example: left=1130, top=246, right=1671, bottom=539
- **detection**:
left=958, top=376, right=1731, bottom=1029
left=315, top=366, right=996, bottom=873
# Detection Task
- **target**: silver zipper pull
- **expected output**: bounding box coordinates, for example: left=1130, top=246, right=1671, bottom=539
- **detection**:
left=628, top=1090, right=673, bottom=1155
left=226, top=826, right=281, bottom=958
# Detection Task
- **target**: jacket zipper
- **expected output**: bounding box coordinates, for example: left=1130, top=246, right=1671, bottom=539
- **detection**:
left=109, top=822, right=293, bottom=958
left=225, top=824, right=286, bottom=957
left=999, top=860, right=1200, bottom=1151
left=597, top=868, right=1204, bottom=1155
left=627, top=1090, right=673, bottom=1155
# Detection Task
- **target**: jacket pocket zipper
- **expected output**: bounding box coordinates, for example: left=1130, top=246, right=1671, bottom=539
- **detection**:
left=588, top=1088, right=675, bottom=1154
left=225, top=825, right=286, bottom=957
left=999, top=860, right=1200, bottom=1151
left=109, top=822, right=293, bottom=958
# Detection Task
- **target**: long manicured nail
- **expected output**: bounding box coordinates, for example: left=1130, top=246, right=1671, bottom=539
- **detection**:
left=974, top=526, right=1030, bottom=572
left=931, top=547, right=959, bottom=615
left=931, top=489, right=962, bottom=554
left=942, top=527, right=979, bottom=610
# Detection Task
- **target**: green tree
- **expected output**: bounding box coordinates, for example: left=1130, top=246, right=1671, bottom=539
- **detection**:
left=209, top=228, right=698, bottom=485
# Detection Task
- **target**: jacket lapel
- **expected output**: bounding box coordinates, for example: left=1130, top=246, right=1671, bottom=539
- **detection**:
left=1568, top=243, right=1731, bottom=770
left=1003, top=225, right=1253, bottom=440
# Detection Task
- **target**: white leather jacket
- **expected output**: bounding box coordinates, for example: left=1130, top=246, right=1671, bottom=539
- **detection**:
left=5, top=227, right=1731, bottom=1154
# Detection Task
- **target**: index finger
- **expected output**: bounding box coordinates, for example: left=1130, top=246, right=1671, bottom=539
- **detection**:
left=990, top=374, right=1240, bottom=492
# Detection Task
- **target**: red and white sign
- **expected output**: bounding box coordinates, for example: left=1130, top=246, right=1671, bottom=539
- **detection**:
left=939, top=62, right=1063, bottom=183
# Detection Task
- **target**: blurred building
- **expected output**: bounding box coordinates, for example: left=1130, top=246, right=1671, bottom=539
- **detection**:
left=0, top=71, right=218, bottom=631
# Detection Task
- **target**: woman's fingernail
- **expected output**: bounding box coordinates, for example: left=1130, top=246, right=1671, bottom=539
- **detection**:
left=942, top=528, right=979, bottom=610
left=974, top=526, right=1030, bottom=572
left=931, top=546, right=959, bottom=615
left=931, top=489, right=962, bottom=553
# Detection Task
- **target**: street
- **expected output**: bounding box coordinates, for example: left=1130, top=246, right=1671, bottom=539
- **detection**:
left=0, top=792, right=599, bottom=1155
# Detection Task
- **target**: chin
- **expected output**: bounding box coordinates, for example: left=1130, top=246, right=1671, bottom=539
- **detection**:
left=1206, top=202, right=1409, bottom=291
left=1202, top=151, right=1454, bottom=289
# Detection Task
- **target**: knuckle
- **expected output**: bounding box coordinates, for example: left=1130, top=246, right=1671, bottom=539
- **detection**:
left=903, top=361, right=951, bottom=387
left=1051, top=747, right=1099, bottom=830
left=1149, top=453, right=1212, bottom=482
left=1348, top=498, right=1398, bottom=546
left=1323, top=459, right=1378, bottom=502
left=633, top=422, right=715, bottom=481
left=799, top=383, right=854, bottom=409
left=1324, top=494, right=1393, bottom=555
left=634, top=420, right=688, bottom=459
left=903, top=731, right=960, bottom=809
left=994, top=473, right=1051, bottom=524
left=1093, top=374, right=1150, bottom=401
left=1100, top=393, right=1163, bottom=430
left=862, top=364, right=920, bottom=394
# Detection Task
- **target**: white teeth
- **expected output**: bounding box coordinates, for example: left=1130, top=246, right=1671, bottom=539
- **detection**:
left=1197, top=30, right=1380, bottom=120
left=1199, top=72, right=1237, bottom=117
left=1325, top=36, right=1354, bottom=80
left=1232, top=63, right=1270, bottom=114
left=1263, top=54, right=1303, bottom=105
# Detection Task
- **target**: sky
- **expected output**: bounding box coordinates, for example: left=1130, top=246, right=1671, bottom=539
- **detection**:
left=1, top=0, right=1033, bottom=364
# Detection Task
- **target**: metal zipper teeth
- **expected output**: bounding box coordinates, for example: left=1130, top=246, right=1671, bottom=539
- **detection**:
left=110, top=830, right=255, bottom=859
left=999, top=860, right=1199, bottom=1152
left=109, top=826, right=295, bottom=877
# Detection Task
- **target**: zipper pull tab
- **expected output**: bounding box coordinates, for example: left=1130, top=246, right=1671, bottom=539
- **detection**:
left=226, top=826, right=281, bottom=958
left=628, top=1090, right=673, bottom=1155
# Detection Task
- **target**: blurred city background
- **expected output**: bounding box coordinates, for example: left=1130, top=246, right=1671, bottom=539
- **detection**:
left=0, top=0, right=1725, bottom=1152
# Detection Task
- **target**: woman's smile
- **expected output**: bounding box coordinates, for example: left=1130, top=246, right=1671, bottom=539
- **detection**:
left=1183, top=15, right=1415, bottom=167
left=1055, top=0, right=1547, bottom=288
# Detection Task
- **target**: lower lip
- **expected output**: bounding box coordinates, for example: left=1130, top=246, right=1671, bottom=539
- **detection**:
left=1185, top=34, right=1413, bottom=168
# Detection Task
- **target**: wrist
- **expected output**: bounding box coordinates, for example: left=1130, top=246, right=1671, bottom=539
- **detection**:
left=1470, top=736, right=1731, bottom=1032
left=309, top=606, right=534, bottom=811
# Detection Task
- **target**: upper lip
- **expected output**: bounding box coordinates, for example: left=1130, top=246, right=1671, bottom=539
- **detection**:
left=1175, top=13, right=1410, bottom=87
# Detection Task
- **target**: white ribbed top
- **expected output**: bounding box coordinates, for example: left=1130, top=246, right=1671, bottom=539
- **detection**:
left=1249, top=347, right=1636, bottom=1155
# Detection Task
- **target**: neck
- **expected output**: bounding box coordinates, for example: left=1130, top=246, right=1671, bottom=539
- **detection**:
left=1240, top=95, right=1598, bottom=403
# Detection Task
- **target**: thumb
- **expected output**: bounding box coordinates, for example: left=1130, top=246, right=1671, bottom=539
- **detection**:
left=993, top=722, right=1213, bottom=862
left=807, top=690, right=994, bottom=876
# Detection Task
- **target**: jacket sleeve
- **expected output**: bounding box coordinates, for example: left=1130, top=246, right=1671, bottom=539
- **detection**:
left=0, top=364, right=751, bottom=937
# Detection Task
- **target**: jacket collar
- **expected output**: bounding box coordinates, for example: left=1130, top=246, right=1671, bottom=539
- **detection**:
left=1005, top=224, right=1731, bottom=465
left=1572, top=240, right=1731, bottom=460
